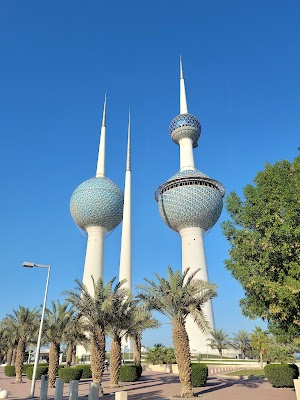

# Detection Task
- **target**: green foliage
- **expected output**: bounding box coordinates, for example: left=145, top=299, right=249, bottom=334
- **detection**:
left=119, top=365, right=139, bottom=382
left=144, top=345, right=176, bottom=364
left=75, top=364, right=92, bottom=379
left=226, top=369, right=265, bottom=377
left=231, top=330, right=252, bottom=358
left=4, top=365, right=16, bottom=376
left=191, top=364, right=208, bottom=387
left=207, top=328, right=231, bottom=357
left=264, top=363, right=299, bottom=388
left=26, top=366, right=49, bottom=380
left=58, top=367, right=83, bottom=383
left=222, top=152, right=300, bottom=338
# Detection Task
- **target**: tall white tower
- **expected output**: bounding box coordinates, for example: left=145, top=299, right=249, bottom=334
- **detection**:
left=70, top=97, right=124, bottom=294
left=119, top=113, right=132, bottom=290
left=155, top=59, right=225, bottom=353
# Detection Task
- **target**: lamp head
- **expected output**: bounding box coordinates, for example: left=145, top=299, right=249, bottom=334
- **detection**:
left=22, top=262, right=35, bottom=268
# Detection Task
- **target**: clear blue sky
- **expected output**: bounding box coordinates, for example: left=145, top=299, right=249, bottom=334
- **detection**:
left=0, top=1, right=299, bottom=348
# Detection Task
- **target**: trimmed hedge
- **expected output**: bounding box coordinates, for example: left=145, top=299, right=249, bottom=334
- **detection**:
left=26, top=366, right=49, bottom=380
left=264, top=363, right=299, bottom=388
left=75, top=364, right=92, bottom=379
left=4, top=365, right=16, bottom=377
left=58, top=367, right=83, bottom=383
left=191, top=363, right=208, bottom=387
left=119, top=365, right=139, bottom=382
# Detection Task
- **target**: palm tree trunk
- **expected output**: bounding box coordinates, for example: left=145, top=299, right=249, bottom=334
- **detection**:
left=66, top=342, right=73, bottom=367
left=133, top=334, right=141, bottom=367
left=72, top=344, right=76, bottom=364
left=49, top=342, right=60, bottom=388
left=15, top=338, right=26, bottom=383
left=172, top=319, right=193, bottom=398
left=90, top=327, right=105, bottom=396
left=11, top=347, right=17, bottom=366
left=260, top=350, right=263, bottom=369
left=6, top=348, right=13, bottom=366
left=110, top=336, right=122, bottom=387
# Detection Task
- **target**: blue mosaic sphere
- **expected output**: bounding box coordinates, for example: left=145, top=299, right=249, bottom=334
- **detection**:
left=155, top=169, right=224, bottom=232
left=169, top=113, right=201, bottom=148
left=70, top=177, right=124, bottom=231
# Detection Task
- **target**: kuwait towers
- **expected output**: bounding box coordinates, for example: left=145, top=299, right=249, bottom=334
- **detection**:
left=70, top=97, right=132, bottom=294
left=155, top=59, right=225, bottom=352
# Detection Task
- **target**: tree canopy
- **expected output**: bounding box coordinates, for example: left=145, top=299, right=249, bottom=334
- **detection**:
left=222, top=150, right=300, bottom=338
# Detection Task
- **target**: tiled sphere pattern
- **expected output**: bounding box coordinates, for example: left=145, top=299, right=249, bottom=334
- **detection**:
left=169, top=113, right=201, bottom=146
left=70, top=177, right=124, bottom=231
left=157, top=169, right=223, bottom=232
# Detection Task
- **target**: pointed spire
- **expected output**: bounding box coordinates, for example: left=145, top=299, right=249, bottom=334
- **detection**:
left=126, top=111, right=131, bottom=171
left=180, top=56, right=188, bottom=114
left=96, top=95, right=107, bottom=177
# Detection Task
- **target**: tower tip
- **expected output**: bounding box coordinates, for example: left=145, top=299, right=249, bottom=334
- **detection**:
left=102, top=94, right=107, bottom=127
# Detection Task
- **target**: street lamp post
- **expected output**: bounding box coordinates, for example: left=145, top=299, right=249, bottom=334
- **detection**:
left=23, top=262, right=51, bottom=398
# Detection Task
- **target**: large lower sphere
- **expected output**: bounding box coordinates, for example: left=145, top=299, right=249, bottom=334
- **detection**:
left=70, top=177, right=124, bottom=231
left=157, top=170, right=223, bottom=232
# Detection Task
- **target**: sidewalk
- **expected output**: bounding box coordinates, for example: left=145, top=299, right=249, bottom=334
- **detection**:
left=0, top=366, right=296, bottom=400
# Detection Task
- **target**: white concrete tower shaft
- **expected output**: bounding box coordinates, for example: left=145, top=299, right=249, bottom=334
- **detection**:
left=179, top=59, right=215, bottom=352
left=82, top=97, right=108, bottom=293
left=179, top=57, right=195, bottom=172
left=119, top=113, right=132, bottom=290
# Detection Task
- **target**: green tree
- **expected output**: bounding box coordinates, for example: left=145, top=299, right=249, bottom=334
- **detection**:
left=63, top=314, right=89, bottom=367
left=137, top=267, right=217, bottom=398
left=222, top=151, right=300, bottom=338
left=44, top=301, right=74, bottom=387
left=106, top=284, right=134, bottom=387
left=6, top=307, right=39, bottom=383
left=251, top=326, right=269, bottom=368
left=125, top=305, right=160, bottom=369
left=207, top=328, right=231, bottom=358
left=232, top=330, right=251, bottom=359
left=64, top=277, right=118, bottom=396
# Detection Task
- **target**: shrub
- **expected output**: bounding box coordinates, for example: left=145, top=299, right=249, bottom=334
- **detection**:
left=58, top=367, right=83, bottom=383
left=26, top=366, right=49, bottom=380
left=264, top=363, right=299, bottom=388
left=75, top=364, right=92, bottom=379
left=191, top=363, right=208, bottom=387
left=119, top=365, right=139, bottom=382
left=4, top=365, right=16, bottom=377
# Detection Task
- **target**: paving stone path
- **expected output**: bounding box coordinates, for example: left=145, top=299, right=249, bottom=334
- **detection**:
left=0, top=366, right=296, bottom=400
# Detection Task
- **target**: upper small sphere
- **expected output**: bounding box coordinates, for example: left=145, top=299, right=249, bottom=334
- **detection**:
left=70, top=177, right=123, bottom=231
left=169, top=113, right=201, bottom=148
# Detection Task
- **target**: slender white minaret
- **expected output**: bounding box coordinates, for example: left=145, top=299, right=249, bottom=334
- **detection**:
left=119, top=113, right=132, bottom=290
left=155, top=58, right=225, bottom=353
left=70, top=96, right=124, bottom=295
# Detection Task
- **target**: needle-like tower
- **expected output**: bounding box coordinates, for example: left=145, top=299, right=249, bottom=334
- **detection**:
left=119, top=112, right=132, bottom=290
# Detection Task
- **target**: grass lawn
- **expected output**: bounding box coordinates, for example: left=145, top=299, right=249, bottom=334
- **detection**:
left=226, top=369, right=265, bottom=378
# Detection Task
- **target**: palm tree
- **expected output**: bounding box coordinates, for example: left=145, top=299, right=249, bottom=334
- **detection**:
left=44, top=301, right=74, bottom=387
left=232, top=330, right=251, bottom=359
left=207, top=328, right=231, bottom=358
left=1, top=316, right=19, bottom=366
left=63, top=314, right=89, bottom=367
left=251, top=327, right=269, bottom=369
left=106, top=284, right=134, bottom=387
left=137, top=267, right=217, bottom=398
left=126, top=305, right=160, bottom=369
left=6, top=307, right=40, bottom=383
left=64, top=277, right=118, bottom=395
